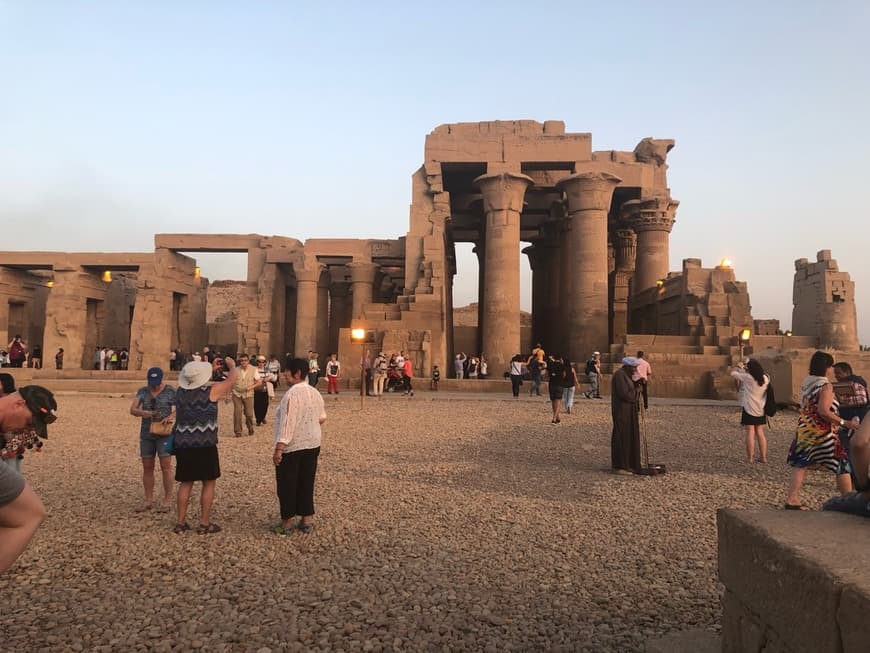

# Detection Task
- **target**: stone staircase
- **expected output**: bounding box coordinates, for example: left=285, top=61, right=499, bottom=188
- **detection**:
left=608, top=334, right=740, bottom=400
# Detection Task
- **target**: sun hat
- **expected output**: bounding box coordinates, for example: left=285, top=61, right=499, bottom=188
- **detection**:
left=178, top=361, right=214, bottom=390
left=257, top=355, right=267, bottom=363
left=147, top=367, right=163, bottom=387
left=593, top=351, right=601, bottom=356
left=18, top=385, right=58, bottom=439
left=621, top=356, right=640, bottom=367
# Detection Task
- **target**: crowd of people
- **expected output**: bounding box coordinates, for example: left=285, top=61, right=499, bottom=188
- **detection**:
left=3, top=341, right=870, bottom=574
left=0, top=336, right=45, bottom=369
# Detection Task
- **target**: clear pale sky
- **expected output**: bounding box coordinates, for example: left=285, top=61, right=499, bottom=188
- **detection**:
left=2, top=2, right=868, bottom=344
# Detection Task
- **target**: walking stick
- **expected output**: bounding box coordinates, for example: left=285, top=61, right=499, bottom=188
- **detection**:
left=636, top=401, right=667, bottom=475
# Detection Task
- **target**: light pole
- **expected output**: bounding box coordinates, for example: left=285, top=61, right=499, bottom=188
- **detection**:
left=351, top=328, right=366, bottom=410
left=738, top=328, right=751, bottom=362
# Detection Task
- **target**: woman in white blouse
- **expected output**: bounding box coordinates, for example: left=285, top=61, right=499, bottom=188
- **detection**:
left=272, top=357, right=327, bottom=535
left=730, top=359, right=770, bottom=463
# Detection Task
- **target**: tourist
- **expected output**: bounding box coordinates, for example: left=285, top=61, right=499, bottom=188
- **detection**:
left=211, top=356, right=228, bottom=382
left=54, top=348, right=64, bottom=370
left=467, top=356, right=479, bottom=379
left=169, top=349, right=177, bottom=371
left=7, top=337, right=27, bottom=369
left=99, top=346, right=107, bottom=371
left=479, top=355, right=488, bottom=380
left=106, top=347, right=116, bottom=370
left=0, top=351, right=8, bottom=367
left=527, top=345, right=545, bottom=397
left=0, top=462, right=45, bottom=573
left=611, top=357, right=641, bottom=474
left=172, top=357, right=238, bottom=534
left=325, top=353, right=341, bottom=395
left=232, top=353, right=262, bottom=437
left=272, top=357, right=326, bottom=535
left=119, top=348, right=129, bottom=370
left=729, top=359, right=770, bottom=463
left=509, top=354, right=525, bottom=398
left=430, top=365, right=440, bottom=391
left=547, top=354, right=565, bottom=424
left=373, top=351, right=388, bottom=396
left=267, top=354, right=282, bottom=389
left=454, top=353, right=466, bottom=380
left=633, top=351, right=652, bottom=409
left=402, top=357, right=414, bottom=397
left=824, top=415, right=870, bottom=516
left=784, top=351, right=857, bottom=510
left=0, top=386, right=56, bottom=438
left=832, top=362, right=869, bottom=453
left=562, top=358, right=578, bottom=414
left=584, top=352, right=602, bottom=399
left=129, top=367, right=176, bottom=513
left=254, top=355, right=277, bottom=426
left=307, top=351, right=320, bottom=387
left=30, top=346, right=42, bottom=370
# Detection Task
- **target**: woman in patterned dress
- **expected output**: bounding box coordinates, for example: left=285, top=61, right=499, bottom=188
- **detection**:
left=172, top=357, right=238, bottom=534
left=785, top=351, right=860, bottom=510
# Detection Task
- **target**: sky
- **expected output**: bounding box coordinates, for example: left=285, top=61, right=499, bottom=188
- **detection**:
left=1, top=1, right=869, bottom=343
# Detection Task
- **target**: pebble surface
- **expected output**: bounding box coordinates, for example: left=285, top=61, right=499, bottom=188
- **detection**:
left=0, top=393, right=835, bottom=651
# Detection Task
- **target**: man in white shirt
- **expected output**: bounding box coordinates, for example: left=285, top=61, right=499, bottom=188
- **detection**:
left=272, top=357, right=326, bottom=535
left=632, top=350, right=652, bottom=410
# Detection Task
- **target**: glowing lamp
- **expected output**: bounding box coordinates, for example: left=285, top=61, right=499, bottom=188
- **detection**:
left=46, top=280, right=54, bottom=288
left=350, top=328, right=366, bottom=343
left=738, top=328, right=752, bottom=343
left=719, top=257, right=733, bottom=269
left=194, top=266, right=201, bottom=281
left=101, top=270, right=112, bottom=283
left=785, top=330, right=793, bottom=337
left=655, top=279, right=665, bottom=288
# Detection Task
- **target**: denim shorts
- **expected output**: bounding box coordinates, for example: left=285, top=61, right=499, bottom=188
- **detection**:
left=140, top=434, right=172, bottom=458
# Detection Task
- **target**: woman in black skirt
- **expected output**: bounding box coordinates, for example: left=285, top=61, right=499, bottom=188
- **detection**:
left=730, top=359, right=771, bottom=463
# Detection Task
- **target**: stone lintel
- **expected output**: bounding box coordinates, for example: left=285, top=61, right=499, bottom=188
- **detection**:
left=155, top=233, right=262, bottom=252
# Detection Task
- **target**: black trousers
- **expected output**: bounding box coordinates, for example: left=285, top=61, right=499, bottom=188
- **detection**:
left=275, top=447, right=320, bottom=519
left=510, top=374, right=522, bottom=397
left=254, top=390, right=269, bottom=424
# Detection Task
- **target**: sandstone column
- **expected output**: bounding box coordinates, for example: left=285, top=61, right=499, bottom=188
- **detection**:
left=293, top=262, right=324, bottom=355
left=472, top=242, right=485, bottom=354
left=523, top=241, right=558, bottom=350
left=611, top=229, right=638, bottom=343
left=556, top=172, right=622, bottom=361
left=473, top=172, right=533, bottom=374
left=328, top=282, right=350, bottom=355
left=317, top=272, right=330, bottom=356
left=623, top=195, right=678, bottom=294
left=348, top=261, right=378, bottom=319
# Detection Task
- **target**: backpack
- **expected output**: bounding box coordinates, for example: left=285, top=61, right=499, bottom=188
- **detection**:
left=585, top=359, right=596, bottom=375
left=764, top=380, right=777, bottom=417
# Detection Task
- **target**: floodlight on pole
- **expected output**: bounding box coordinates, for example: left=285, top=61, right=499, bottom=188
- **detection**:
left=101, top=270, right=112, bottom=283
left=719, top=257, right=733, bottom=269
left=738, top=328, right=751, bottom=361
left=350, top=328, right=367, bottom=410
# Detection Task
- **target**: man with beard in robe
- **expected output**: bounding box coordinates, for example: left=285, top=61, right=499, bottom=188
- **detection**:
left=611, top=357, right=641, bottom=474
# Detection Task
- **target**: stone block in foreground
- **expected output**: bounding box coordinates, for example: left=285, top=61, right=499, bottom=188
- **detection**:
left=717, top=509, right=870, bottom=653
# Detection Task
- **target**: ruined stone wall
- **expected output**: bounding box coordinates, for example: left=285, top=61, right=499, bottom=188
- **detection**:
left=792, top=250, right=859, bottom=351
left=103, top=272, right=138, bottom=349
left=42, top=268, right=109, bottom=370
left=0, top=268, right=48, bottom=352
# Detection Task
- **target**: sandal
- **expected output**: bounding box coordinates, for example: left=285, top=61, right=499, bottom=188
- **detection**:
left=173, top=522, right=190, bottom=534
left=272, top=523, right=294, bottom=535
left=196, top=523, right=222, bottom=535
left=298, top=522, right=314, bottom=534
left=134, top=504, right=153, bottom=513
left=783, top=503, right=810, bottom=511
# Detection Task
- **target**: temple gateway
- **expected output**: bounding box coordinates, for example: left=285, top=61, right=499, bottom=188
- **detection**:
left=0, top=121, right=864, bottom=400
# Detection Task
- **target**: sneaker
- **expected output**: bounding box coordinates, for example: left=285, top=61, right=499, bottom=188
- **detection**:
left=298, top=522, right=314, bottom=534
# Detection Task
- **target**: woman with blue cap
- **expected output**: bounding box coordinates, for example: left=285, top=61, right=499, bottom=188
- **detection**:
left=130, top=367, right=176, bottom=513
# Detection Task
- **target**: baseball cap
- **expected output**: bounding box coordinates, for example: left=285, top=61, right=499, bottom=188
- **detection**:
left=147, top=367, right=164, bottom=387
left=18, top=385, right=58, bottom=439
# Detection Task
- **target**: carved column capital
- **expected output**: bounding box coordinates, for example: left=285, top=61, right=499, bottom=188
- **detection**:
left=614, top=229, right=637, bottom=272
left=347, top=261, right=378, bottom=284
left=293, top=261, right=325, bottom=284
left=557, top=172, right=622, bottom=213
left=621, top=196, right=679, bottom=233
left=473, top=172, right=534, bottom=213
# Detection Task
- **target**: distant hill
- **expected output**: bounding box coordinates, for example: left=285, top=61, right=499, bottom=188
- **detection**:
left=454, top=303, right=531, bottom=327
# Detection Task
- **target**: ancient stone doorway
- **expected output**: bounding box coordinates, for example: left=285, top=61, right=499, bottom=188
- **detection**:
left=83, top=298, right=105, bottom=369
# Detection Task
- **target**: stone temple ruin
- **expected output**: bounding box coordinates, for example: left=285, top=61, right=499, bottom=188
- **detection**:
left=0, top=121, right=865, bottom=399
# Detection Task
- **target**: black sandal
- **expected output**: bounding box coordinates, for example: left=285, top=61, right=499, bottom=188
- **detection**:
left=197, top=523, right=222, bottom=535
left=173, top=522, right=190, bottom=534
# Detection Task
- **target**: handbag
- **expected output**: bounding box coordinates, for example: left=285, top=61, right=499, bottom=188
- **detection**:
left=149, top=419, right=175, bottom=437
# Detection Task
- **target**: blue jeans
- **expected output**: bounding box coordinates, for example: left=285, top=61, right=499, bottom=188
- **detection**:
left=564, top=386, right=576, bottom=410
left=530, top=374, right=542, bottom=396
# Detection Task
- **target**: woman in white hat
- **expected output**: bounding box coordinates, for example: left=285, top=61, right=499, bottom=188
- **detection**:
left=172, top=356, right=238, bottom=534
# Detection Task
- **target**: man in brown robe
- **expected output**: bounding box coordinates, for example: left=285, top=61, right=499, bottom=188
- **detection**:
left=611, top=357, right=641, bottom=474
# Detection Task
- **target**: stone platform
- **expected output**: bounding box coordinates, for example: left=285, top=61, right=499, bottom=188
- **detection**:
left=717, top=509, right=870, bottom=653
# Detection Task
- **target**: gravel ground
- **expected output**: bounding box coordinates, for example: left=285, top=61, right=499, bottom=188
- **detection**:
left=0, top=392, right=838, bottom=652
